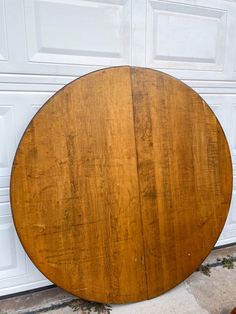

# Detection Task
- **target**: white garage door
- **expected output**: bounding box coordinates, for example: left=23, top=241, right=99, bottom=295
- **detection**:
left=0, top=0, right=236, bottom=296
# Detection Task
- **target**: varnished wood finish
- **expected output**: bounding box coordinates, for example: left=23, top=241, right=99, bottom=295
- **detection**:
left=10, top=67, right=232, bottom=303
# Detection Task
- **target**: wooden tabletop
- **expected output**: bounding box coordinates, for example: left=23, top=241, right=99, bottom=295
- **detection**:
left=10, top=66, right=232, bottom=303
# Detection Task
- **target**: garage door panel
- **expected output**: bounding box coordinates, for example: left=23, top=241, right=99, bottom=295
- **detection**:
left=146, top=0, right=227, bottom=71
left=145, top=0, right=236, bottom=81
left=24, top=0, right=131, bottom=65
left=0, top=0, right=132, bottom=76
left=0, top=0, right=8, bottom=62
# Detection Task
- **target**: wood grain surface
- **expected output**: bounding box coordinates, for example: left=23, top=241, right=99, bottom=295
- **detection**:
left=10, top=66, right=232, bottom=303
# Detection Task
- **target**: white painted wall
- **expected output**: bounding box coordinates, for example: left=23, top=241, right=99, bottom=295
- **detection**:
left=0, top=0, right=236, bottom=296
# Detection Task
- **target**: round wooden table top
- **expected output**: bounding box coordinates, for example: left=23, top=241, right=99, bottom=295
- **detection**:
left=11, top=66, right=232, bottom=304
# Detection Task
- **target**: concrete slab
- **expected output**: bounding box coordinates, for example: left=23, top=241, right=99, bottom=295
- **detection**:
left=0, top=245, right=236, bottom=314
left=112, top=284, right=208, bottom=314
left=186, top=267, right=236, bottom=314
left=0, top=288, right=77, bottom=314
